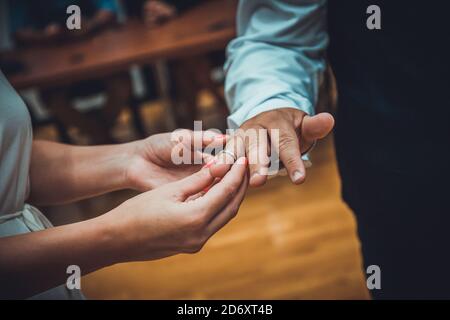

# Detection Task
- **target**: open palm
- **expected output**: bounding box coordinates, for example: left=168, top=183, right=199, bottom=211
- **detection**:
left=126, top=130, right=226, bottom=191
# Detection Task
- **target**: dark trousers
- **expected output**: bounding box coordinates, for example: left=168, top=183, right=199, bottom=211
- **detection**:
left=335, top=108, right=450, bottom=299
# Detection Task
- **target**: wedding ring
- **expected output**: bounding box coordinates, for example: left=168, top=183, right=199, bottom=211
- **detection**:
left=301, top=140, right=317, bottom=156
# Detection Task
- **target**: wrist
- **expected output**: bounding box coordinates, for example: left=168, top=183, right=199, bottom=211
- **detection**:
left=108, top=142, right=141, bottom=191
left=90, top=212, right=132, bottom=266
left=119, top=140, right=150, bottom=191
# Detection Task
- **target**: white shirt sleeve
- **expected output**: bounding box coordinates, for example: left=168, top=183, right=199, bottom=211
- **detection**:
left=225, top=0, right=328, bottom=129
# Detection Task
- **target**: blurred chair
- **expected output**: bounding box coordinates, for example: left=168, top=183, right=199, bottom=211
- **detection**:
left=40, top=72, right=135, bottom=144
left=7, top=0, right=146, bottom=144
left=121, top=0, right=229, bottom=129
left=171, top=52, right=228, bottom=127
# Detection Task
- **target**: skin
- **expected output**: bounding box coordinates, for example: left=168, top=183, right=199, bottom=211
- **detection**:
left=209, top=108, right=335, bottom=187
left=143, top=0, right=177, bottom=26
left=0, top=131, right=247, bottom=299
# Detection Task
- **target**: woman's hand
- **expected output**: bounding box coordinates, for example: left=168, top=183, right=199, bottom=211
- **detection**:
left=103, top=157, right=248, bottom=261
left=125, top=130, right=226, bottom=191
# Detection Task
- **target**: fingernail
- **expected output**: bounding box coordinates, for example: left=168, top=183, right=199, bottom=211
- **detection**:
left=251, top=172, right=260, bottom=181
left=292, top=170, right=304, bottom=182
left=203, top=159, right=216, bottom=168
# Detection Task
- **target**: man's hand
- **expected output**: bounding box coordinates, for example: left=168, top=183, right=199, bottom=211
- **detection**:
left=210, top=108, right=334, bottom=187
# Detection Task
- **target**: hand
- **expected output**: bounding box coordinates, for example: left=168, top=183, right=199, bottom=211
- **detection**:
left=125, top=130, right=226, bottom=191
left=144, top=0, right=177, bottom=26
left=103, top=158, right=248, bottom=261
left=210, top=108, right=334, bottom=187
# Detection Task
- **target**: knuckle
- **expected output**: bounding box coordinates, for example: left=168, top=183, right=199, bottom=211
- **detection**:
left=174, top=129, right=192, bottom=142
left=279, top=135, right=297, bottom=150
left=223, top=183, right=236, bottom=196
left=223, top=183, right=240, bottom=199
left=182, top=209, right=206, bottom=230
left=230, top=204, right=240, bottom=217
left=185, top=212, right=208, bottom=230
left=184, top=235, right=207, bottom=254
left=284, top=156, right=299, bottom=167
left=178, top=128, right=193, bottom=137
left=231, top=180, right=242, bottom=191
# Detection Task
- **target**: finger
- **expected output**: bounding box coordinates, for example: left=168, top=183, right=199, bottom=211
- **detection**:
left=172, top=130, right=227, bottom=165
left=186, top=176, right=221, bottom=202
left=205, top=173, right=248, bottom=236
left=174, top=129, right=226, bottom=149
left=199, top=152, right=216, bottom=167
left=191, top=148, right=222, bottom=169
left=173, top=167, right=215, bottom=200
left=270, top=122, right=305, bottom=184
left=200, top=132, right=228, bottom=167
left=209, top=133, right=245, bottom=178
left=300, top=113, right=335, bottom=151
left=246, top=126, right=270, bottom=187
left=208, top=157, right=231, bottom=179
left=201, top=130, right=228, bottom=147
left=193, top=157, right=247, bottom=220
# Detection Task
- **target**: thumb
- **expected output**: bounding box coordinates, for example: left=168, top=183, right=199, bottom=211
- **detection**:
left=172, top=167, right=215, bottom=200
left=301, top=112, right=335, bottom=143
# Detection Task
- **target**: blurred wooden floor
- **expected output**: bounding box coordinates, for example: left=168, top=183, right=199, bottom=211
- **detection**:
left=82, top=137, right=369, bottom=300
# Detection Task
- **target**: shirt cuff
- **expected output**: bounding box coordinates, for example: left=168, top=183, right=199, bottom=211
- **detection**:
left=227, top=97, right=314, bottom=129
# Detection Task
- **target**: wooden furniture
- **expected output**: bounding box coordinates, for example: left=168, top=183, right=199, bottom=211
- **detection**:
left=7, top=0, right=237, bottom=90
left=3, top=0, right=237, bottom=141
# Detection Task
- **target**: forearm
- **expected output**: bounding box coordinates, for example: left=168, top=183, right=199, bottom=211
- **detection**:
left=29, top=140, right=135, bottom=206
left=0, top=214, right=120, bottom=299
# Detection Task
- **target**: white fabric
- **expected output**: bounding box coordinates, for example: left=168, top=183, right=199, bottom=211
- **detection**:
left=0, top=70, right=84, bottom=299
